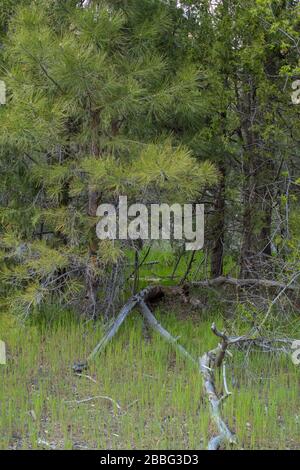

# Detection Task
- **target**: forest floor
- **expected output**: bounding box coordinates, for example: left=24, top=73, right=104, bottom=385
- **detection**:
left=0, top=306, right=299, bottom=450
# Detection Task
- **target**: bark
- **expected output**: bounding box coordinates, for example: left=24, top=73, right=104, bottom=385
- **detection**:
left=192, top=275, right=298, bottom=292
left=200, top=323, right=297, bottom=449
left=139, top=300, right=197, bottom=365
left=85, top=186, right=101, bottom=317
left=199, top=325, right=236, bottom=450
left=211, top=164, right=226, bottom=278
left=73, top=285, right=176, bottom=371
left=239, top=82, right=275, bottom=277
left=84, top=107, right=102, bottom=316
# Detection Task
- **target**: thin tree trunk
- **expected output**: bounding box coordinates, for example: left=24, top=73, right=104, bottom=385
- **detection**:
left=211, top=164, right=226, bottom=278
left=85, top=109, right=102, bottom=316
left=239, top=82, right=274, bottom=277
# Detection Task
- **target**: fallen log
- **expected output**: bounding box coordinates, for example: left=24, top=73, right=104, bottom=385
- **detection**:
left=199, top=323, right=298, bottom=449
left=73, top=285, right=298, bottom=449
left=139, top=300, right=197, bottom=366
left=73, top=285, right=166, bottom=372
left=192, top=276, right=299, bottom=292
left=199, top=324, right=237, bottom=450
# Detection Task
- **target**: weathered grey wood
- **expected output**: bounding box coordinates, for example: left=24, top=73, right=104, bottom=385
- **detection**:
left=192, top=276, right=298, bottom=291
left=200, top=335, right=236, bottom=450
left=139, top=300, right=197, bottom=366
left=72, top=286, right=169, bottom=371
left=87, top=297, right=138, bottom=363
left=74, top=286, right=298, bottom=449
left=199, top=323, right=297, bottom=450
left=73, top=292, right=139, bottom=371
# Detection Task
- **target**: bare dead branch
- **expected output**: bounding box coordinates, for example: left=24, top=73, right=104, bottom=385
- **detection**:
left=74, top=285, right=299, bottom=449
left=192, top=276, right=299, bottom=291
left=139, top=300, right=197, bottom=366
left=65, top=395, right=121, bottom=410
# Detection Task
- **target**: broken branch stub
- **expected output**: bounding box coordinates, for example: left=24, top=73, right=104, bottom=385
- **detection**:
left=199, top=324, right=236, bottom=450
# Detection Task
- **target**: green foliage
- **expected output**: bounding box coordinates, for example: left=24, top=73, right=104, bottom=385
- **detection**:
left=0, top=0, right=219, bottom=315
left=1, top=0, right=299, bottom=316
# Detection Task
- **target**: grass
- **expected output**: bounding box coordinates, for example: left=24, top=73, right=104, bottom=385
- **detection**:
left=126, top=244, right=206, bottom=286
left=126, top=244, right=239, bottom=287
left=0, top=307, right=299, bottom=450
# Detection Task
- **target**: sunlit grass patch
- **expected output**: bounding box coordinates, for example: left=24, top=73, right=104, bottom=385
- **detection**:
left=0, top=310, right=299, bottom=450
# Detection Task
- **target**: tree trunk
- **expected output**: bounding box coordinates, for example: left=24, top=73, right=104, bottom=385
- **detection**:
left=239, top=82, right=274, bottom=278
left=84, top=109, right=102, bottom=316
left=211, top=164, right=226, bottom=278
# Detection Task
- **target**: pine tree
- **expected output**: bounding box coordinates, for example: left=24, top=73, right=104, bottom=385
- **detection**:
left=0, top=0, right=218, bottom=317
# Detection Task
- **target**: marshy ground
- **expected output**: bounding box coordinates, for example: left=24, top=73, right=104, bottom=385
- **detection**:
left=0, top=309, right=299, bottom=450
